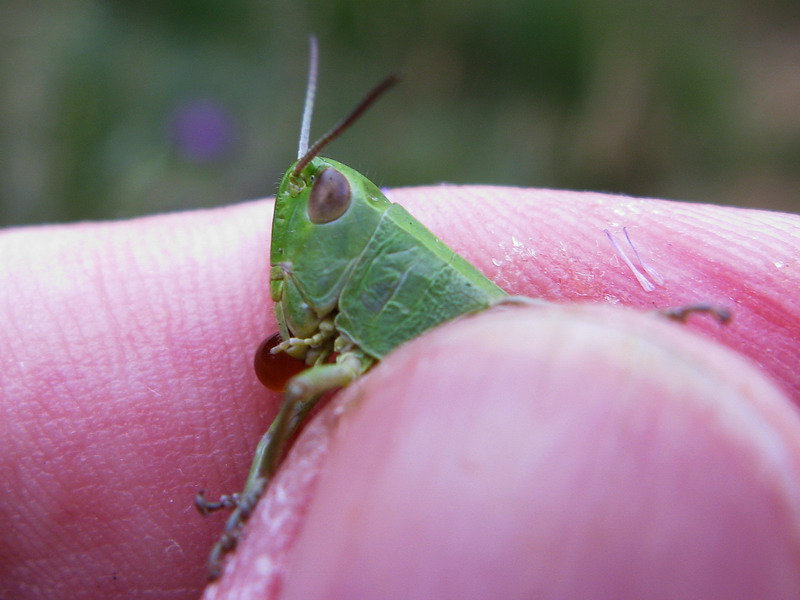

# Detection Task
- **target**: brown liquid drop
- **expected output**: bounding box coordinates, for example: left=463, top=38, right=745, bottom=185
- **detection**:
left=254, top=333, right=307, bottom=391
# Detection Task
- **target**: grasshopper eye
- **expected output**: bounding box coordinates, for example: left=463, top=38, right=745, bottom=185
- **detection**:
left=308, top=168, right=351, bottom=224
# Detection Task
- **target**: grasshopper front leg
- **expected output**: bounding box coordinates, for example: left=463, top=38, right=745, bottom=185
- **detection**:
left=198, top=349, right=372, bottom=580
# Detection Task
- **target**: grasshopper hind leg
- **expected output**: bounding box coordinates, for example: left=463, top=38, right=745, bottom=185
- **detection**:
left=200, top=350, right=372, bottom=581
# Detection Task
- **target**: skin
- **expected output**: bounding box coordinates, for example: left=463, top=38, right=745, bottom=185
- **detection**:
left=0, top=186, right=798, bottom=599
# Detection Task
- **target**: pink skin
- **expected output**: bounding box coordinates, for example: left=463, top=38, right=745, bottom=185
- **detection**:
left=0, top=187, right=798, bottom=599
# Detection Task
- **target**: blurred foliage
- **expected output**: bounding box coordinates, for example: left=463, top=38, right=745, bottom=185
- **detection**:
left=1, top=0, right=798, bottom=225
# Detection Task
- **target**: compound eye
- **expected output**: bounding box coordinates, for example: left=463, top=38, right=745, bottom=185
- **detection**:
left=307, top=168, right=351, bottom=224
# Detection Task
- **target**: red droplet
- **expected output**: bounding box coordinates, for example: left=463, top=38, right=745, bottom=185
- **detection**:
left=254, top=332, right=308, bottom=391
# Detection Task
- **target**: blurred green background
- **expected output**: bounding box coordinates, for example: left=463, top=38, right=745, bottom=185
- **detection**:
left=1, top=0, right=798, bottom=226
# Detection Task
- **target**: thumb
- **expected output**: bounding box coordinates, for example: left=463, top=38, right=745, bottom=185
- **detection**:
left=208, top=304, right=800, bottom=599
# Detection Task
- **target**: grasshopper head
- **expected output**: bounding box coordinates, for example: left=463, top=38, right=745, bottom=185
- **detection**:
left=269, top=43, right=398, bottom=341
left=270, top=155, right=391, bottom=339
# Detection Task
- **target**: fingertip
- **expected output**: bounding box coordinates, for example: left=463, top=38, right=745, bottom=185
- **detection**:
left=273, top=305, right=800, bottom=599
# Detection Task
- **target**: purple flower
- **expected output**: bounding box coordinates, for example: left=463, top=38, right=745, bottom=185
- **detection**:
left=170, top=99, right=235, bottom=162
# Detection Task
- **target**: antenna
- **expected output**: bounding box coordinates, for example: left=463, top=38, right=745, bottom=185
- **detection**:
left=293, top=74, right=399, bottom=177
left=297, top=36, right=319, bottom=159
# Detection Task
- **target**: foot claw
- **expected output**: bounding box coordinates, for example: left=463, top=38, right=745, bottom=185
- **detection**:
left=661, top=303, right=731, bottom=324
left=195, top=491, right=240, bottom=516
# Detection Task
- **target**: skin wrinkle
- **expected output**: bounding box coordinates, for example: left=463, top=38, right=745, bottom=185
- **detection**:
left=196, top=248, right=240, bottom=390
left=101, top=238, right=154, bottom=403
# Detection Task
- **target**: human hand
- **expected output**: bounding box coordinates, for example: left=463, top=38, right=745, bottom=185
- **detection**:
left=1, top=187, right=798, bottom=599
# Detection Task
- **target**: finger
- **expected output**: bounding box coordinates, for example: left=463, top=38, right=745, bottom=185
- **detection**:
left=214, top=305, right=800, bottom=599
left=0, top=202, right=279, bottom=597
left=391, top=186, right=800, bottom=402
left=1, top=188, right=797, bottom=598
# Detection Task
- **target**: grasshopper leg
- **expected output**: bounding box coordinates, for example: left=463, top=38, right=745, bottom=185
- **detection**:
left=494, top=296, right=731, bottom=326
left=660, top=303, right=731, bottom=324
left=194, top=491, right=240, bottom=515
left=204, top=351, right=371, bottom=580
left=492, top=295, right=550, bottom=308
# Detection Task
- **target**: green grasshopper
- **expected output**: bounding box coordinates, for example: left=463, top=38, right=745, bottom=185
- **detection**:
left=196, top=39, right=729, bottom=581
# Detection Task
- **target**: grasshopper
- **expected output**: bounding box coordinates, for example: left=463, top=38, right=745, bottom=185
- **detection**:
left=196, top=39, right=729, bottom=581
